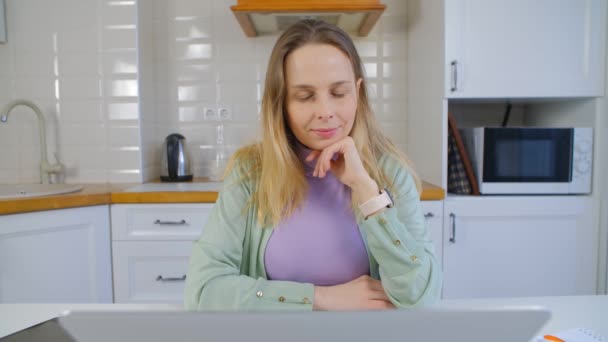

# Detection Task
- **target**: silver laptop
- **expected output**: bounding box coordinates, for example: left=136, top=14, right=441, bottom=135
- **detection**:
left=1, top=306, right=550, bottom=342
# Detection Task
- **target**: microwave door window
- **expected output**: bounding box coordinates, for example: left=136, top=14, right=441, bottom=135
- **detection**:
left=484, top=128, right=573, bottom=182
left=494, top=140, right=556, bottom=179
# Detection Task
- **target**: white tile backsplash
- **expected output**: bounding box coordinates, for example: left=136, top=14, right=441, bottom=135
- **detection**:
left=107, top=126, right=140, bottom=147
left=0, top=170, right=20, bottom=183
left=58, top=53, right=100, bottom=76
left=12, top=30, right=56, bottom=53
left=0, top=78, right=15, bottom=100
left=14, top=77, right=56, bottom=101
left=14, top=53, right=56, bottom=77
left=105, top=79, right=139, bottom=97
left=59, top=101, right=104, bottom=123
left=62, top=146, right=108, bottom=170
left=101, top=28, right=137, bottom=51
left=106, top=102, right=139, bottom=121
left=102, top=51, right=138, bottom=75
left=60, top=123, right=106, bottom=146
left=57, top=27, right=99, bottom=53
left=19, top=147, right=42, bottom=169
left=0, top=0, right=410, bottom=184
left=0, top=52, right=15, bottom=76
left=177, top=83, right=215, bottom=102
left=59, top=78, right=102, bottom=100
left=2, top=147, right=19, bottom=168
left=0, top=0, right=140, bottom=183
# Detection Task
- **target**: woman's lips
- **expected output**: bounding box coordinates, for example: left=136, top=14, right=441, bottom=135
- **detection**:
left=312, top=127, right=338, bottom=139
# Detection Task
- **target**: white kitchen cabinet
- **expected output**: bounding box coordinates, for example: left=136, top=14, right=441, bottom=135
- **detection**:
left=111, top=203, right=213, bottom=304
left=445, top=0, right=607, bottom=98
left=110, top=204, right=213, bottom=241
left=0, top=206, right=113, bottom=303
left=406, top=0, right=608, bottom=189
left=441, top=196, right=596, bottom=299
left=112, top=241, right=194, bottom=304
left=421, top=201, right=443, bottom=269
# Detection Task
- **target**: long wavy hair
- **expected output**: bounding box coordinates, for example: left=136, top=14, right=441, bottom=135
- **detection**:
left=224, top=19, right=420, bottom=227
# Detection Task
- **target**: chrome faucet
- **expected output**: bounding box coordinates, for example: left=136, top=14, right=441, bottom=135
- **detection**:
left=0, top=99, right=63, bottom=184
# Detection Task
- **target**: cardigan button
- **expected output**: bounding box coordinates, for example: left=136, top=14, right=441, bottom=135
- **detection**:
left=278, top=296, right=285, bottom=302
left=302, top=297, right=310, bottom=304
left=256, top=291, right=263, bottom=298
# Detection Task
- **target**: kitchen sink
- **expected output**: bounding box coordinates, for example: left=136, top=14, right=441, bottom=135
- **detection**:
left=0, top=184, right=83, bottom=199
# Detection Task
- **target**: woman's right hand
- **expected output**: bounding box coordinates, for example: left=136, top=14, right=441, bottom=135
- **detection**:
left=313, top=275, right=396, bottom=311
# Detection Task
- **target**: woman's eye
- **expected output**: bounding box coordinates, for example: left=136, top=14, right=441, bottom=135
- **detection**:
left=332, top=93, right=345, bottom=98
left=297, top=95, right=313, bottom=101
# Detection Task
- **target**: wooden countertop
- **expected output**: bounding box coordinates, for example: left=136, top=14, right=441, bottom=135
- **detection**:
left=1, top=180, right=445, bottom=215
left=420, top=181, right=445, bottom=201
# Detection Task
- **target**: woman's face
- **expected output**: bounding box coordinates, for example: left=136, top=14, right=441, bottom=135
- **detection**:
left=284, top=43, right=361, bottom=151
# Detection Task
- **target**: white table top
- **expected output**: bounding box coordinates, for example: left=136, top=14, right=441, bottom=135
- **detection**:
left=439, top=295, right=608, bottom=337
left=0, top=295, right=606, bottom=340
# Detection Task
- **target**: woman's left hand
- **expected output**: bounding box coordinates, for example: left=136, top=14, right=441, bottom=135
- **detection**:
left=306, top=137, right=379, bottom=200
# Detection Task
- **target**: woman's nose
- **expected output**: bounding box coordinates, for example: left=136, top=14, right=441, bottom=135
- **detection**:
left=317, top=112, right=334, bottom=120
left=315, top=98, right=334, bottom=120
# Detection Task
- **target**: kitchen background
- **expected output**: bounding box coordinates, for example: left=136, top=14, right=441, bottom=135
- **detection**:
left=0, top=0, right=606, bottom=300
left=0, top=0, right=410, bottom=183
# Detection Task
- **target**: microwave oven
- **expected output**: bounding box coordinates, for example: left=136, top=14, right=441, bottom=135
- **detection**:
left=459, top=127, right=593, bottom=194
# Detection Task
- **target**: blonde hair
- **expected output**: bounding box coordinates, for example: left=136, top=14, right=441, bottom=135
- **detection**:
left=224, top=19, right=420, bottom=227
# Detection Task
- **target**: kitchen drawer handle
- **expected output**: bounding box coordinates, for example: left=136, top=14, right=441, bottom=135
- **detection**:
left=154, top=219, right=187, bottom=225
left=449, top=213, right=456, bottom=243
left=450, top=60, right=458, bottom=92
left=156, top=275, right=187, bottom=282
left=424, top=212, right=434, bottom=219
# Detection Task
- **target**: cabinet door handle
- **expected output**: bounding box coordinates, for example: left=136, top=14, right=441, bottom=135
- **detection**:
left=424, top=212, right=434, bottom=219
left=156, top=275, right=186, bottom=282
left=449, top=213, right=456, bottom=243
left=450, top=60, right=458, bottom=92
left=154, top=219, right=187, bottom=225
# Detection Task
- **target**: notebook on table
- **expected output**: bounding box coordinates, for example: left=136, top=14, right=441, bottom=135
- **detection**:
left=1, top=305, right=550, bottom=342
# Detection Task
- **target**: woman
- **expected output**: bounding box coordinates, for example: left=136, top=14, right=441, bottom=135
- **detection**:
left=184, top=19, right=442, bottom=311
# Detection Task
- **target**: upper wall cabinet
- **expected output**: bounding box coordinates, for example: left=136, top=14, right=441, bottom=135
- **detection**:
left=445, top=0, right=607, bottom=98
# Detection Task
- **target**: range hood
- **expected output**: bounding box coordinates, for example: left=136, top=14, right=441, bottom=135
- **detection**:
left=230, top=0, right=386, bottom=37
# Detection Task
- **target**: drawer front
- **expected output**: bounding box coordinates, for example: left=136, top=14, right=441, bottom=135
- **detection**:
left=111, top=204, right=214, bottom=241
left=112, top=241, right=195, bottom=304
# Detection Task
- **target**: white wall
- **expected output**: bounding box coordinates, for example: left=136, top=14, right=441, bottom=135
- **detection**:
left=0, top=0, right=412, bottom=183
left=0, top=0, right=141, bottom=183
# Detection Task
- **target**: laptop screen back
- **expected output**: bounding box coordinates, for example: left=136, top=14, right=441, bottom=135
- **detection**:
left=1, top=306, right=550, bottom=342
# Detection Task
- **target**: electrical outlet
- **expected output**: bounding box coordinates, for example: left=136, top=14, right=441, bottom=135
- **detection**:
left=218, top=107, right=232, bottom=121
left=203, top=107, right=217, bottom=121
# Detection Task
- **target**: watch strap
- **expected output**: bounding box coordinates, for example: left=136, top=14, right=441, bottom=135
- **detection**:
left=359, top=188, right=393, bottom=218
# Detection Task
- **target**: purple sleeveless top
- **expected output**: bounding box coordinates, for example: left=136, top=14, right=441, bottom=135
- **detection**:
left=263, top=143, right=370, bottom=286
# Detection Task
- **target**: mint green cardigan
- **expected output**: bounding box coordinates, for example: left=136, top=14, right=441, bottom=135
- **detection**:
left=184, top=155, right=442, bottom=311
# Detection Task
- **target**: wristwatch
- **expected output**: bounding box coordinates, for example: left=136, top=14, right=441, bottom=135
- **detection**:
left=359, top=188, right=393, bottom=219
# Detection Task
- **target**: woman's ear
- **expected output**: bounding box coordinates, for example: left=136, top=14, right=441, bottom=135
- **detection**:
left=356, top=78, right=363, bottom=97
